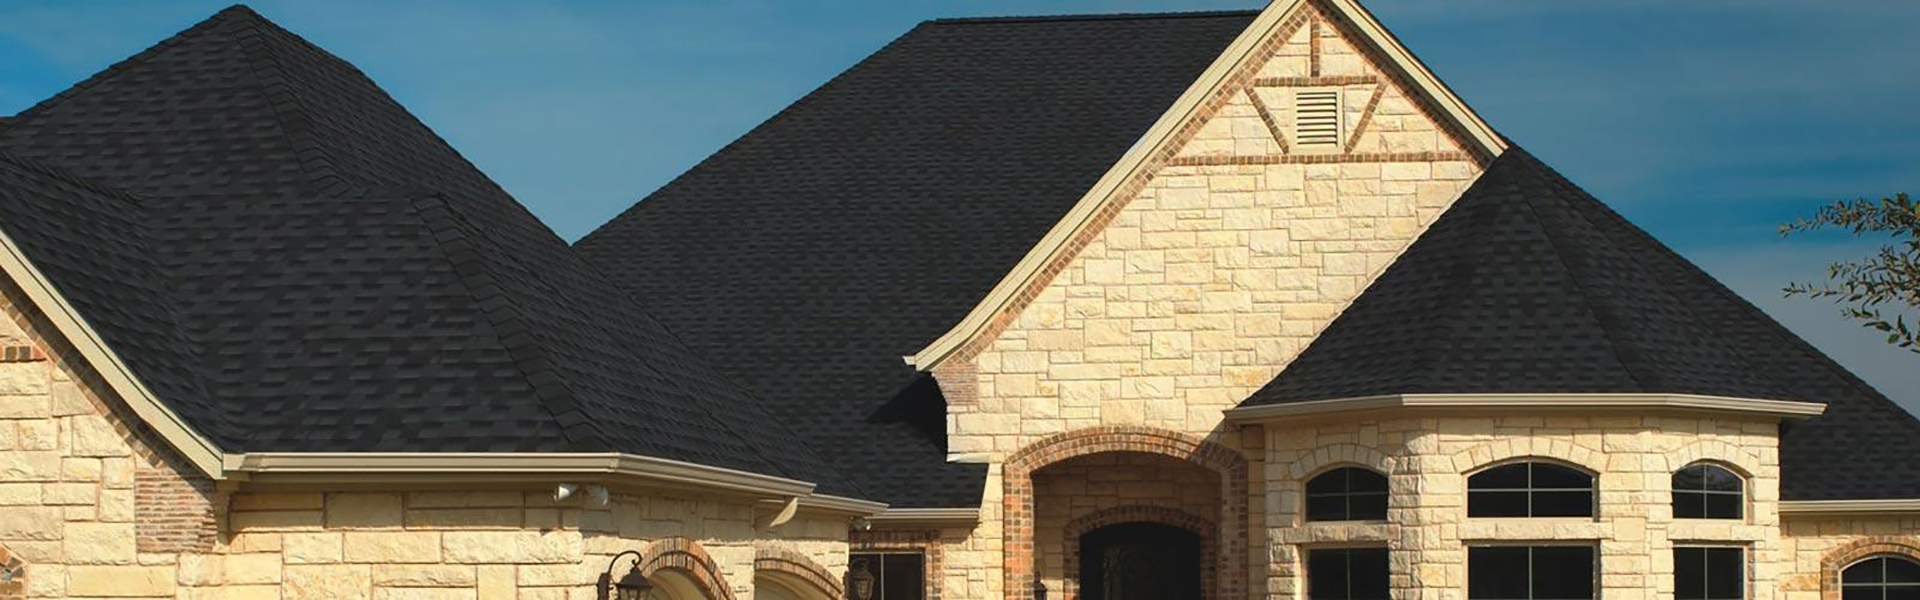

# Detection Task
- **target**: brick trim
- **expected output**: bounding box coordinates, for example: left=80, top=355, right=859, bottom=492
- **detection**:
left=1820, top=537, right=1920, bottom=600
left=640, top=537, right=738, bottom=600
left=1449, top=437, right=1605, bottom=475
left=1004, top=426, right=1249, bottom=600
left=1062, top=506, right=1217, bottom=600
left=0, top=344, right=44, bottom=362
left=755, top=546, right=844, bottom=599
left=851, top=530, right=944, bottom=600
left=1669, top=440, right=1766, bottom=478
left=0, top=543, right=24, bottom=600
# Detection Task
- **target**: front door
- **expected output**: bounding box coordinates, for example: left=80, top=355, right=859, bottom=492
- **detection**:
left=1079, top=522, right=1203, bottom=600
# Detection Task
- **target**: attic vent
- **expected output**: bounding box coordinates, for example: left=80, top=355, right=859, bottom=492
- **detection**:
left=1295, top=90, right=1341, bottom=147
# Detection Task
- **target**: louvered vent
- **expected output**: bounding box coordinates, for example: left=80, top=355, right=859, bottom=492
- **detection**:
left=1295, top=91, right=1341, bottom=146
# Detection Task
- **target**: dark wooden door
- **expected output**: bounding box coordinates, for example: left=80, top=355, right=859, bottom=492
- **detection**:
left=1079, top=522, right=1203, bottom=600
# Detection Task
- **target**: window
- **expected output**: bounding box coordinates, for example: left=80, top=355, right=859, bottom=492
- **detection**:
left=1309, top=547, right=1390, bottom=600
left=1469, top=546, right=1595, bottom=600
left=1307, top=467, right=1390, bottom=522
left=1675, top=547, right=1743, bottom=600
left=1468, top=462, right=1594, bottom=518
left=1672, top=464, right=1743, bottom=520
left=850, top=552, right=925, bottom=600
left=1843, top=556, right=1920, bottom=600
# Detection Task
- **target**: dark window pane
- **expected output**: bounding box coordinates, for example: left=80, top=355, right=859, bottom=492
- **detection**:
left=1351, top=492, right=1389, bottom=521
left=1531, top=491, right=1594, bottom=518
left=1845, top=586, right=1883, bottom=600
left=1531, top=464, right=1593, bottom=490
left=1704, top=494, right=1743, bottom=520
left=1674, top=492, right=1706, bottom=519
left=1676, top=548, right=1705, bottom=600
left=1706, top=548, right=1743, bottom=600
left=1888, top=587, right=1920, bottom=600
left=1469, top=547, right=1530, bottom=600
left=1887, top=558, right=1920, bottom=583
left=1471, top=464, right=1530, bottom=490
left=1532, top=546, right=1595, bottom=600
left=1700, top=466, right=1742, bottom=492
left=1847, top=559, right=1886, bottom=584
left=1309, top=470, right=1350, bottom=495
left=1674, top=467, right=1706, bottom=491
left=882, top=553, right=925, bottom=600
left=1351, top=548, right=1391, bottom=600
left=1308, top=494, right=1349, bottom=522
left=1350, top=469, right=1390, bottom=493
left=1309, top=549, right=1353, bottom=600
left=1469, top=491, right=1529, bottom=518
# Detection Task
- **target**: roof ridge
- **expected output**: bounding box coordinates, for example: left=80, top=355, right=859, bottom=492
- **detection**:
left=401, top=191, right=615, bottom=452
left=926, top=9, right=1260, bottom=25
left=220, top=11, right=369, bottom=197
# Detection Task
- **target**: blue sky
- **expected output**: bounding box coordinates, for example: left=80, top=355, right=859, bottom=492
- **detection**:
left=2, top=0, right=1915, bottom=413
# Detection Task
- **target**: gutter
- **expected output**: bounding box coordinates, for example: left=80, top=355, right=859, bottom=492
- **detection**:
left=866, top=507, right=981, bottom=527
left=1779, top=499, right=1920, bottom=516
left=1224, top=393, right=1827, bottom=423
left=798, top=493, right=891, bottom=517
left=224, top=452, right=817, bottom=498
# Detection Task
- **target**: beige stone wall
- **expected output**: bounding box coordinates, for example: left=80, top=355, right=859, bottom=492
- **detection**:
left=1260, top=412, right=1787, bottom=600
left=1778, top=516, right=1920, bottom=600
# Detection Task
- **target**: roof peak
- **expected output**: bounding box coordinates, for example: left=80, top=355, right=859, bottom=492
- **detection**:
left=926, top=9, right=1259, bottom=26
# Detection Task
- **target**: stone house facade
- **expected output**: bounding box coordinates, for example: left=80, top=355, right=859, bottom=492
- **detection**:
left=1, top=0, right=1916, bottom=599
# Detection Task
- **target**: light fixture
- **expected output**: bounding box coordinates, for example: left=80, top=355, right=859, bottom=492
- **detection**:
left=849, top=558, right=877, bottom=600
left=598, top=550, right=653, bottom=600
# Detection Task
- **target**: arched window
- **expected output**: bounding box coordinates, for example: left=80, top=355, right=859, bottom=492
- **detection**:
left=1306, top=467, right=1389, bottom=522
left=1467, top=461, right=1593, bottom=518
left=1843, top=556, right=1920, bottom=600
left=1672, top=464, right=1743, bottom=520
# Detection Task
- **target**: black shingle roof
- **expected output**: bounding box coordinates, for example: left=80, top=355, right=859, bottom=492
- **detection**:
left=575, top=12, right=1257, bottom=507
left=0, top=6, right=862, bottom=497
left=1245, top=149, right=1920, bottom=500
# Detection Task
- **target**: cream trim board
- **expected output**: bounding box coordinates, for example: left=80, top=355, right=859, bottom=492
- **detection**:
left=0, top=226, right=228, bottom=478
left=908, top=0, right=1508, bottom=370
left=1223, top=393, right=1828, bottom=423
left=1778, top=499, right=1920, bottom=515
left=866, top=507, right=980, bottom=526
left=798, top=493, right=891, bottom=516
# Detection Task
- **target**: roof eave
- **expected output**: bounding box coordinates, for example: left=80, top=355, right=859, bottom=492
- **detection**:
left=223, top=452, right=823, bottom=500
left=1223, top=393, right=1828, bottom=423
left=1778, top=499, right=1920, bottom=516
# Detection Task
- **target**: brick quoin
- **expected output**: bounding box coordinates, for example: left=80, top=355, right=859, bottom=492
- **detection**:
left=1003, top=425, right=1249, bottom=600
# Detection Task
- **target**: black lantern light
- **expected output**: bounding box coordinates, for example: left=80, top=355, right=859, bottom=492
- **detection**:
left=599, top=550, right=654, bottom=600
left=849, top=558, right=877, bottom=600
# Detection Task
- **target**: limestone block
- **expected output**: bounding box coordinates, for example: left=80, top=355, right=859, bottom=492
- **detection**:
left=230, top=510, right=324, bottom=532
left=284, top=533, right=343, bottom=564
left=285, top=564, right=372, bottom=599
left=177, top=553, right=225, bottom=586
left=344, top=532, right=441, bottom=563
left=0, top=363, right=47, bottom=395
left=477, top=565, right=515, bottom=599
left=66, top=521, right=136, bottom=564
left=68, top=565, right=176, bottom=596
left=373, top=564, right=477, bottom=587
left=43, top=482, right=94, bottom=505
left=225, top=552, right=283, bottom=584
left=0, top=395, right=49, bottom=419
left=443, top=530, right=582, bottom=564
left=0, top=451, right=60, bottom=481
left=0, top=482, right=37, bottom=504
left=327, top=492, right=404, bottom=529
left=70, top=415, right=132, bottom=457
left=374, top=587, right=479, bottom=600
left=0, top=506, right=61, bottom=540
left=232, top=492, right=324, bottom=511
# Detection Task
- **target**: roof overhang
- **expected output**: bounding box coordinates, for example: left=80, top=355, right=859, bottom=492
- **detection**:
left=1778, top=499, right=1920, bottom=516
left=865, top=507, right=981, bottom=527
left=1223, top=393, right=1828, bottom=423
left=908, top=0, right=1508, bottom=371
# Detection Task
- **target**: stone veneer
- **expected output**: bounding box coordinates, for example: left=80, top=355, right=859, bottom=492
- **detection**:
left=0, top=274, right=852, bottom=599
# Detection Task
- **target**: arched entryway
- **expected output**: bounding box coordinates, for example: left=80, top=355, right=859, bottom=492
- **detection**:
left=753, top=547, right=841, bottom=600
left=1003, top=425, right=1248, bottom=600
left=636, top=537, right=735, bottom=600
left=1067, top=506, right=1215, bottom=600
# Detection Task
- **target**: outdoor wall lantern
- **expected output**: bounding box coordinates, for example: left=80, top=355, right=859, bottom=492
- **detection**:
left=598, top=550, right=655, bottom=600
left=849, top=558, right=877, bottom=600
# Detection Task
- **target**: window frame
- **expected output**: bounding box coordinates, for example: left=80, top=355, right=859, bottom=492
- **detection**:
left=1306, top=545, right=1393, bottom=600
left=849, top=550, right=928, bottom=600
left=1841, top=555, right=1920, bottom=600
left=1466, top=460, right=1597, bottom=519
left=1305, top=466, right=1392, bottom=523
left=1671, top=463, right=1746, bottom=521
left=1674, top=545, right=1746, bottom=600
left=1466, top=543, right=1599, bottom=600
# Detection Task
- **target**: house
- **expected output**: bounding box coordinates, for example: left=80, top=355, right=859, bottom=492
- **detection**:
left=0, top=0, right=1914, bottom=598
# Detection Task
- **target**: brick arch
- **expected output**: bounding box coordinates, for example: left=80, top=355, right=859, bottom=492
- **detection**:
left=1820, top=537, right=1920, bottom=600
left=1286, top=443, right=1394, bottom=480
left=1062, top=506, right=1217, bottom=600
left=639, top=537, right=737, bottom=600
left=1449, top=438, right=1604, bottom=474
left=1003, top=425, right=1248, bottom=600
left=753, top=546, right=842, bottom=600
left=1668, top=440, right=1765, bottom=478
left=0, top=542, right=24, bottom=600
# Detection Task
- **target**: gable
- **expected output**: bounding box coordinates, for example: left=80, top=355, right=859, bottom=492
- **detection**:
left=931, top=0, right=1502, bottom=454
